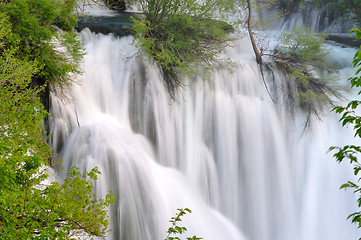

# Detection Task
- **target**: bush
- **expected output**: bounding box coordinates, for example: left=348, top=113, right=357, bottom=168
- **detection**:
left=272, top=27, right=342, bottom=128
left=130, top=0, right=235, bottom=98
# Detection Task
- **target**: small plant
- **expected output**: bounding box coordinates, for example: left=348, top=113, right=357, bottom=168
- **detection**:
left=165, top=208, right=203, bottom=240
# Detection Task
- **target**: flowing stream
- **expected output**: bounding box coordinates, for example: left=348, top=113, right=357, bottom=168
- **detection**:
left=49, top=4, right=361, bottom=240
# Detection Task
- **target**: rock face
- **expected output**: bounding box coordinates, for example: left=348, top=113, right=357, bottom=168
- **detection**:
left=326, top=34, right=361, bottom=48
left=76, top=13, right=137, bottom=37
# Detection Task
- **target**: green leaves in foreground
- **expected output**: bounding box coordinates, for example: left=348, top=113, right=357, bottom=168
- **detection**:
left=330, top=28, right=361, bottom=230
left=0, top=11, right=113, bottom=239
left=165, top=208, right=203, bottom=240
left=0, top=0, right=84, bottom=87
left=0, top=166, right=114, bottom=239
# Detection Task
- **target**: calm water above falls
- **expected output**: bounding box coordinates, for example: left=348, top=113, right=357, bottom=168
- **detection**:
left=49, top=8, right=361, bottom=240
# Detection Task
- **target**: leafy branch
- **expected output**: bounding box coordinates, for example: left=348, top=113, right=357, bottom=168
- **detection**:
left=329, top=28, right=361, bottom=229
left=165, top=208, right=203, bottom=240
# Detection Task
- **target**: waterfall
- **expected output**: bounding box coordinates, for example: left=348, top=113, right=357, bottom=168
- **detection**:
left=49, top=7, right=361, bottom=240
left=274, top=2, right=355, bottom=33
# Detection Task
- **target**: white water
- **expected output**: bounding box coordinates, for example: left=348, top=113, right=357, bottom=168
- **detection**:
left=49, top=8, right=361, bottom=240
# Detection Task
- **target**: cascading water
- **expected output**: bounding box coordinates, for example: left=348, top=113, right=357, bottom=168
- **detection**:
left=49, top=4, right=361, bottom=240
left=278, top=4, right=354, bottom=33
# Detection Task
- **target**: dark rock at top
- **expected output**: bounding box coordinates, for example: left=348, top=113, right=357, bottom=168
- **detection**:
left=77, top=13, right=139, bottom=37
left=327, top=34, right=361, bottom=48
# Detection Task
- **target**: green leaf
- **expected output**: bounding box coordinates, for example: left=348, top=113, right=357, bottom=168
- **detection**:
left=340, top=183, right=350, bottom=190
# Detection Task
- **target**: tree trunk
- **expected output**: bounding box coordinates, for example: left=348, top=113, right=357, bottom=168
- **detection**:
left=246, top=0, right=262, bottom=64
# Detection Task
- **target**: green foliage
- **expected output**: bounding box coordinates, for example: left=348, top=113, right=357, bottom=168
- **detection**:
left=0, top=0, right=83, bottom=87
left=165, top=208, right=203, bottom=240
left=0, top=12, right=48, bottom=191
left=330, top=28, right=361, bottom=230
left=272, top=27, right=341, bottom=128
left=0, top=11, right=113, bottom=239
left=103, top=0, right=126, bottom=11
left=130, top=0, right=235, bottom=98
left=278, top=28, right=328, bottom=65
left=0, top=166, right=114, bottom=239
